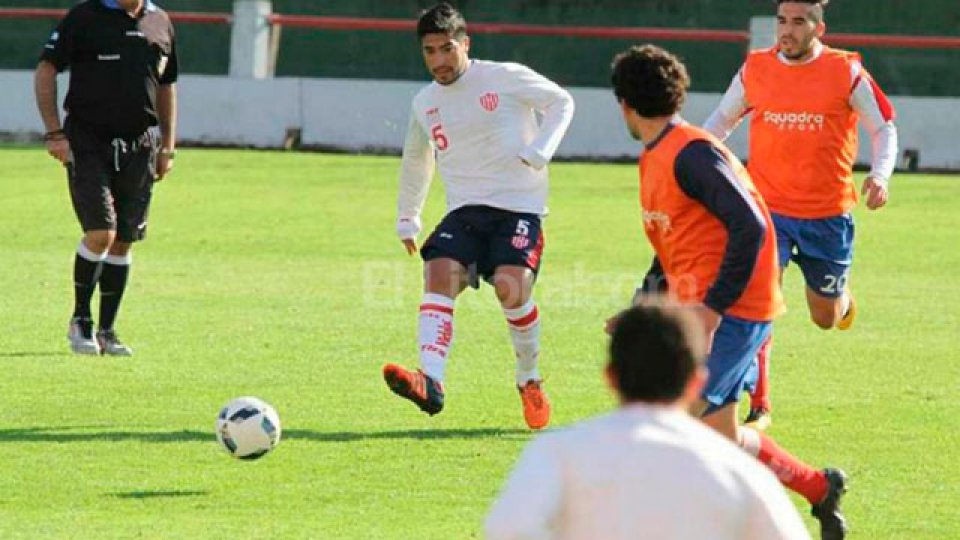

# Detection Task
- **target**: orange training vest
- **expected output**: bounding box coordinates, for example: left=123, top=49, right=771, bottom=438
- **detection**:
left=742, top=46, right=861, bottom=219
left=639, top=122, right=783, bottom=322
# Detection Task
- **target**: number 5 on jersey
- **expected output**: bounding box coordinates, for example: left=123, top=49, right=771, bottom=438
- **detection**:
left=431, top=124, right=449, bottom=151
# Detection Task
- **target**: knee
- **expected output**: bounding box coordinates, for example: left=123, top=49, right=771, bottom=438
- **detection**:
left=109, top=241, right=132, bottom=257
left=83, top=230, right=116, bottom=254
left=493, top=275, right=523, bottom=308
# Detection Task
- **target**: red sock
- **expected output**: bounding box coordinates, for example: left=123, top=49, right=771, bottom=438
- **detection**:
left=757, top=432, right=828, bottom=504
left=749, top=334, right=773, bottom=411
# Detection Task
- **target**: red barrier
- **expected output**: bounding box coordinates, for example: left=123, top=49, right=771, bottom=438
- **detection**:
left=267, top=15, right=750, bottom=43
left=0, top=7, right=231, bottom=24
left=2, top=9, right=958, bottom=49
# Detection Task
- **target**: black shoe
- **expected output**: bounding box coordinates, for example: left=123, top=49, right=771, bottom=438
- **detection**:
left=812, top=468, right=848, bottom=540
left=382, top=364, right=445, bottom=415
left=743, top=407, right=772, bottom=431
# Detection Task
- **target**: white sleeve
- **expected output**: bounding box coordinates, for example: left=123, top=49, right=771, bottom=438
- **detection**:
left=849, top=62, right=898, bottom=184
left=485, top=436, right=563, bottom=540
left=703, top=66, right=750, bottom=142
left=397, top=109, right=435, bottom=219
left=504, top=64, right=575, bottom=170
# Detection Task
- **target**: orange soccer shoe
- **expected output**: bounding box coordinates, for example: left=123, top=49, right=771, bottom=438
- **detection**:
left=382, top=364, right=445, bottom=415
left=518, top=380, right=551, bottom=430
left=837, top=290, right=857, bottom=331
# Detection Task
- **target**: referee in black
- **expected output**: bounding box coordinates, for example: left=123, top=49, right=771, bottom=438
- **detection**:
left=34, top=0, right=178, bottom=356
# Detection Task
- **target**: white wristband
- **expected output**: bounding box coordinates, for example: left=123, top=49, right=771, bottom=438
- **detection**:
left=396, top=216, right=422, bottom=240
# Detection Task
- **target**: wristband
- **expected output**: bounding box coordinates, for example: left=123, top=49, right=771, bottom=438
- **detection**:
left=43, top=129, right=65, bottom=142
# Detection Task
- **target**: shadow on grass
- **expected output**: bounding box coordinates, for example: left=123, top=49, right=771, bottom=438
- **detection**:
left=0, top=426, right=531, bottom=443
left=109, top=490, right=208, bottom=499
left=0, top=351, right=71, bottom=358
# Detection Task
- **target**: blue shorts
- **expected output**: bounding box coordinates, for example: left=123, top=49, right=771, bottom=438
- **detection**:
left=421, top=205, right=544, bottom=288
left=702, top=315, right=772, bottom=415
left=772, top=212, right=854, bottom=298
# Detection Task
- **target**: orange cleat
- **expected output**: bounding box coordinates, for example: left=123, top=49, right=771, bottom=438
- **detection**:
left=837, top=290, right=856, bottom=331
left=518, top=380, right=551, bottom=430
left=382, top=363, right=445, bottom=415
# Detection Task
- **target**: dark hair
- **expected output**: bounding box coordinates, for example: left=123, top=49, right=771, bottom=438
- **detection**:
left=417, top=3, right=467, bottom=40
left=608, top=301, right=705, bottom=402
left=776, top=0, right=828, bottom=23
left=611, top=44, right=690, bottom=118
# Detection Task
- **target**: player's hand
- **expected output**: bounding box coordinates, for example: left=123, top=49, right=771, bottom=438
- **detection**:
left=862, top=175, right=889, bottom=210
left=46, top=137, right=71, bottom=165
left=155, top=151, right=175, bottom=182
left=692, top=304, right=722, bottom=352
left=396, top=217, right=422, bottom=256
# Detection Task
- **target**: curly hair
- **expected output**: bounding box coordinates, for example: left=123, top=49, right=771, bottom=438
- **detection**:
left=417, top=3, right=467, bottom=40
left=611, top=45, right=690, bottom=118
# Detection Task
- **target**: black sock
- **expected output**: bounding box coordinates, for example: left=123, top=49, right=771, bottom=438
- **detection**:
left=99, top=261, right=130, bottom=331
left=73, top=253, right=102, bottom=320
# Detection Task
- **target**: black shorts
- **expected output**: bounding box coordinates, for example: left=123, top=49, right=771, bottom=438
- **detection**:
left=421, top=205, right=545, bottom=288
left=65, top=118, right=159, bottom=243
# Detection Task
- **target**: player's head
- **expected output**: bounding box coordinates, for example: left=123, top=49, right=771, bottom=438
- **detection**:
left=116, top=0, right=143, bottom=11
left=417, top=3, right=471, bottom=85
left=775, top=1, right=828, bottom=60
left=607, top=298, right=708, bottom=405
left=610, top=45, right=690, bottom=139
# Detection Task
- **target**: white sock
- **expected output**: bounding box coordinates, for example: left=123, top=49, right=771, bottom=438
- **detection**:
left=738, top=426, right=762, bottom=458
left=503, top=299, right=541, bottom=386
left=839, top=291, right=852, bottom=319
left=418, top=293, right=455, bottom=382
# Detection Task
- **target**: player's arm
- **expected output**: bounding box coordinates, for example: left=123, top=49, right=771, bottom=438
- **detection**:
left=156, top=31, right=179, bottom=181
left=484, top=435, right=563, bottom=540
left=35, top=11, right=75, bottom=165
left=850, top=64, right=898, bottom=210
left=633, top=256, right=667, bottom=303
left=675, top=141, right=766, bottom=317
left=397, top=110, right=436, bottom=255
left=702, top=66, right=750, bottom=142
left=504, top=64, right=575, bottom=170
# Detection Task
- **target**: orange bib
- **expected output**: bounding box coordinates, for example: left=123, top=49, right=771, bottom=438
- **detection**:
left=639, top=123, right=783, bottom=322
left=743, top=47, right=860, bottom=218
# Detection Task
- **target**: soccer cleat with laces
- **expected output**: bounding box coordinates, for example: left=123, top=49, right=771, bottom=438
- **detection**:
left=837, top=291, right=856, bottom=330
left=382, top=364, right=445, bottom=415
left=743, top=407, right=772, bottom=431
left=811, top=468, right=848, bottom=540
left=518, top=379, right=551, bottom=430
left=67, top=317, right=100, bottom=355
left=96, top=329, right=134, bottom=356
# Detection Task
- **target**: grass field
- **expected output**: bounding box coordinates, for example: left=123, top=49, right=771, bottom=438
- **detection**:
left=0, top=147, right=958, bottom=539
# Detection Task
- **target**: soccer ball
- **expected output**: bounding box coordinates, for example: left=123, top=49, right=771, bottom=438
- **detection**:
left=215, top=396, right=282, bottom=460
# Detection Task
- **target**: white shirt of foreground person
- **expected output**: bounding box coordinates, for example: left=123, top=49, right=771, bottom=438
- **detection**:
left=485, top=403, right=811, bottom=540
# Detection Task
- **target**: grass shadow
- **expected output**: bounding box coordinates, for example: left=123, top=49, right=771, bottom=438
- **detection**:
left=0, top=426, right=531, bottom=444
left=0, top=351, right=71, bottom=358
left=109, top=490, right=208, bottom=499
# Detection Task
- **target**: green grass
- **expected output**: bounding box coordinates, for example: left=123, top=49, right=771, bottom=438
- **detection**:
left=0, top=147, right=958, bottom=538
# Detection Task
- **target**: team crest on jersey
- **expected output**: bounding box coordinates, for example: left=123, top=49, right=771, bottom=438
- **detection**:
left=511, top=235, right=530, bottom=249
left=642, top=210, right=672, bottom=234
left=426, top=107, right=442, bottom=125
left=479, top=92, right=499, bottom=112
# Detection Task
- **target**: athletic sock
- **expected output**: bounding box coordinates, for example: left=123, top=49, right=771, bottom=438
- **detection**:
left=73, top=241, right=106, bottom=320
left=740, top=427, right=829, bottom=504
left=749, top=334, right=773, bottom=411
left=99, top=253, right=131, bottom=331
left=417, top=293, right=455, bottom=382
left=503, top=299, right=541, bottom=386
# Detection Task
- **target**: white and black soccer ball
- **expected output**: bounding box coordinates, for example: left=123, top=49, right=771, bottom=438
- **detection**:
left=215, top=396, right=282, bottom=460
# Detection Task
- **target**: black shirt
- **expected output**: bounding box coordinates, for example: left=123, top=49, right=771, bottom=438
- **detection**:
left=40, top=0, right=179, bottom=139
left=642, top=123, right=767, bottom=314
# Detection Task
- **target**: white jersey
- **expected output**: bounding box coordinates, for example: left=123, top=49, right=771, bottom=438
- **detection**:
left=397, top=60, right=574, bottom=220
left=703, top=42, right=897, bottom=183
left=485, top=404, right=810, bottom=540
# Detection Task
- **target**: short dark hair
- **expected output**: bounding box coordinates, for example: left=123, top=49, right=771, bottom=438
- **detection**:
left=417, top=3, right=467, bottom=40
left=608, top=300, right=705, bottom=402
left=776, top=0, right=829, bottom=23
left=611, top=44, right=690, bottom=118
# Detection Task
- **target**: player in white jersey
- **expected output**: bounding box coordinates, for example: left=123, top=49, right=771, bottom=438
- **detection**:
left=382, top=3, right=574, bottom=430
left=486, top=300, right=810, bottom=540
